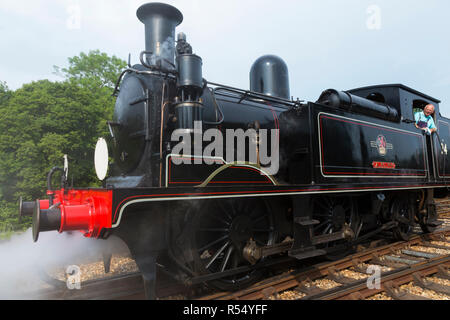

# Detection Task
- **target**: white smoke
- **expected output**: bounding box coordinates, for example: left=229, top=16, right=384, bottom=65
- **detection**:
left=145, top=37, right=175, bottom=69
left=0, top=228, right=129, bottom=299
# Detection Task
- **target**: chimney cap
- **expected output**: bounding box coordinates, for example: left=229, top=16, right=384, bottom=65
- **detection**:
left=137, top=2, right=183, bottom=26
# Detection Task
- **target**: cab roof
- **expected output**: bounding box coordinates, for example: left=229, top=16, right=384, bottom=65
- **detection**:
left=348, top=84, right=441, bottom=103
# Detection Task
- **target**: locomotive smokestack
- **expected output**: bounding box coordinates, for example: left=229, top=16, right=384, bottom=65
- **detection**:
left=136, top=2, right=183, bottom=69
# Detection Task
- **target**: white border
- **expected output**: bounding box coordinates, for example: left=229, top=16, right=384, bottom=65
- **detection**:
left=317, top=112, right=427, bottom=178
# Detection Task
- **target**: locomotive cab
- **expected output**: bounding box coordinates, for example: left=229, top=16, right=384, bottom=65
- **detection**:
left=348, top=83, right=441, bottom=125
left=349, top=84, right=448, bottom=182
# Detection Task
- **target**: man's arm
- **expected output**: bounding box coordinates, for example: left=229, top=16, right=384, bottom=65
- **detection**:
left=429, top=118, right=437, bottom=133
left=414, top=112, right=420, bottom=128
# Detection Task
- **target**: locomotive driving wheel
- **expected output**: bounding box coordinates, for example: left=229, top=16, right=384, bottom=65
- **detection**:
left=418, top=204, right=438, bottom=234
left=311, top=195, right=360, bottom=260
left=390, top=195, right=414, bottom=241
left=188, top=198, right=276, bottom=291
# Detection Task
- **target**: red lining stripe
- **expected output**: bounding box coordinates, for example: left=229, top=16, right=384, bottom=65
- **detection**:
left=168, top=156, right=273, bottom=185
left=319, top=114, right=427, bottom=176
left=112, top=184, right=445, bottom=222
left=437, top=120, right=450, bottom=176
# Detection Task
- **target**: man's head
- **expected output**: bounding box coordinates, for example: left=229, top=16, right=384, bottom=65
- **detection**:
left=424, top=104, right=435, bottom=116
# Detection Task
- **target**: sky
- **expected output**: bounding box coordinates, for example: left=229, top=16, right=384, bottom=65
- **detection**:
left=1, top=0, right=450, bottom=115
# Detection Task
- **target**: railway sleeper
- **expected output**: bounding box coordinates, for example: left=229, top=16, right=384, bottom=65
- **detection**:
left=421, top=242, right=450, bottom=250
left=351, top=258, right=373, bottom=274
left=429, top=234, right=448, bottom=242
left=384, top=250, right=426, bottom=265
left=401, top=249, right=441, bottom=259
left=295, top=277, right=326, bottom=296
left=384, top=255, right=421, bottom=265
left=387, top=247, right=425, bottom=263
left=261, top=286, right=280, bottom=300
left=351, top=258, right=368, bottom=273
left=327, top=266, right=359, bottom=284
left=348, top=292, right=364, bottom=300
left=412, top=272, right=450, bottom=295
left=369, top=253, right=408, bottom=268
left=384, top=281, right=432, bottom=300
left=436, top=266, right=450, bottom=280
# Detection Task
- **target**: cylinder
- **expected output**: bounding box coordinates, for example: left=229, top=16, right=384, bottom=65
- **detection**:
left=136, top=3, right=183, bottom=68
left=176, top=54, right=203, bottom=90
left=250, top=55, right=290, bottom=99
left=317, top=89, right=399, bottom=121
left=175, top=101, right=204, bottom=129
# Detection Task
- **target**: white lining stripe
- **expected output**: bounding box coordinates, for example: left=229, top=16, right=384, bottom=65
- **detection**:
left=317, top=112, right=427, bottom=178
left=111, top=184, right=446, bottom=228
left=437, top=120, right=450, bottom=179
left=164, top=154, right=276, bottom=186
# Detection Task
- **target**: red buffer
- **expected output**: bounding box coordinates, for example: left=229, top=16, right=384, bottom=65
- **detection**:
left=27, top=189, right=112, bottom=242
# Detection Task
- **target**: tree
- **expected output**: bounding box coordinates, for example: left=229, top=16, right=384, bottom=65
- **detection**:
left=0, top=52, right=126, bottom=231
left=53, top=50, right=127, bottom=89
left=0, top=81, right=11, bottom=105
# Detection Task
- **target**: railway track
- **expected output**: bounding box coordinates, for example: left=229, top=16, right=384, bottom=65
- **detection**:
left=197, top=228, right=450, bottom=300
left=26, top=272, right=145, bottom=300
left=23, top=268, right=192, bottom=300
left=21, top=200, right=450, bottom=300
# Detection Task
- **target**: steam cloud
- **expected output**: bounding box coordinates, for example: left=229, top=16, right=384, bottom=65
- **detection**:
left=145, top=37, right=175, bottom=69
left=0, top=229, right=129, bottom=299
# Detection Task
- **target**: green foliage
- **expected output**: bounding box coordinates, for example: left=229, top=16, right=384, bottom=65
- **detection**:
left=0, top=200, right=27, bottom=234
left=0, top=81, right=11, bottom=105
left=53, top=50, right=127, bottom=89
left=0, top=51, right=126, bottom=230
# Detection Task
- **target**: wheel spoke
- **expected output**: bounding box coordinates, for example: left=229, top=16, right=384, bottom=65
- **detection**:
left=198, top=228, right=229, bottom=232
left=206, top=241, right=229, bottom=269
left=314, top=219, right=331, bottom=230
left=316, top=201, right=331, bottom=212
left=220, top=246, right=234, bottom=272
left=254, top=238, right=266, bottom=246
left=252, top=228, right=273, bottom=233
left=191, top=198, right=276, bottom=290
left=216, top=201, right=235, bottom=220
left=323, top=224, right=332, bottom=234
left=324, top=197, right=334, bottom=207
left=313, top=212, right=333, bottom=217
left=237, top=200, right=251, bottom=215
left=252, top=214, right=268, bottom=224
left=198, top=235, right=228, bottom=252
left=209, top=213, right=231, bottom=226
left=397, top=216, right=410, bottom=225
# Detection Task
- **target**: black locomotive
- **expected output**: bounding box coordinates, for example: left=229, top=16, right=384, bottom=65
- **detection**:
left=21, top=2, right=447, bottom=299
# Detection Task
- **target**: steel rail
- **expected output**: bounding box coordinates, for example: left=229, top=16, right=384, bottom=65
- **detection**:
left=330, top=256, right=450, bottom=300
left=198, top=229, right=449, bottom=300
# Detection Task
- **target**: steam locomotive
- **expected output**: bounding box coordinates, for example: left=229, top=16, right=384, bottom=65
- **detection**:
left=20, top=2, right=447, bottom=299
